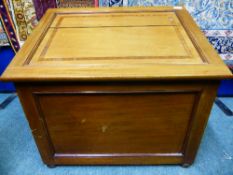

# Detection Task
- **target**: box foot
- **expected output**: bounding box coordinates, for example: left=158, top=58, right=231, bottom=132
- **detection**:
left=47, top=164, right=56, bottom=168
left=182, top=163, right=191, bottom=168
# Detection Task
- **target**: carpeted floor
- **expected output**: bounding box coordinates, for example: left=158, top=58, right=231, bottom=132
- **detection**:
left=0, top=94, right=232, bottom=175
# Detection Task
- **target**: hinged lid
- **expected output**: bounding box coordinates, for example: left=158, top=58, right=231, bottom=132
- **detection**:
left=2, top=7, right=232, bottom=81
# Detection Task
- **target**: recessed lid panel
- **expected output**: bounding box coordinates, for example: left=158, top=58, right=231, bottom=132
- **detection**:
left=2, top=7, right=231, bottom=81
left=29, top=11, right=203, bottom=65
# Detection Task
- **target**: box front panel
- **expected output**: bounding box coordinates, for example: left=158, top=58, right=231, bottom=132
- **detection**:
left=31, top=84, right=200, bottom=159
left=16, top=82, right=220, bottom=165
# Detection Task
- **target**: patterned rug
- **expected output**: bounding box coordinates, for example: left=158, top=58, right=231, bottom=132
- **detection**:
left=204, top=30, right=233, bottom=72
left=204, top=30, right=233, bottom=60
left=0, top=21, right=8, bottom=46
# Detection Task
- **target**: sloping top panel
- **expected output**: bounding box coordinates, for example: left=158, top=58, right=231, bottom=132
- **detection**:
left=2, top=7, right=232, bottom=81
